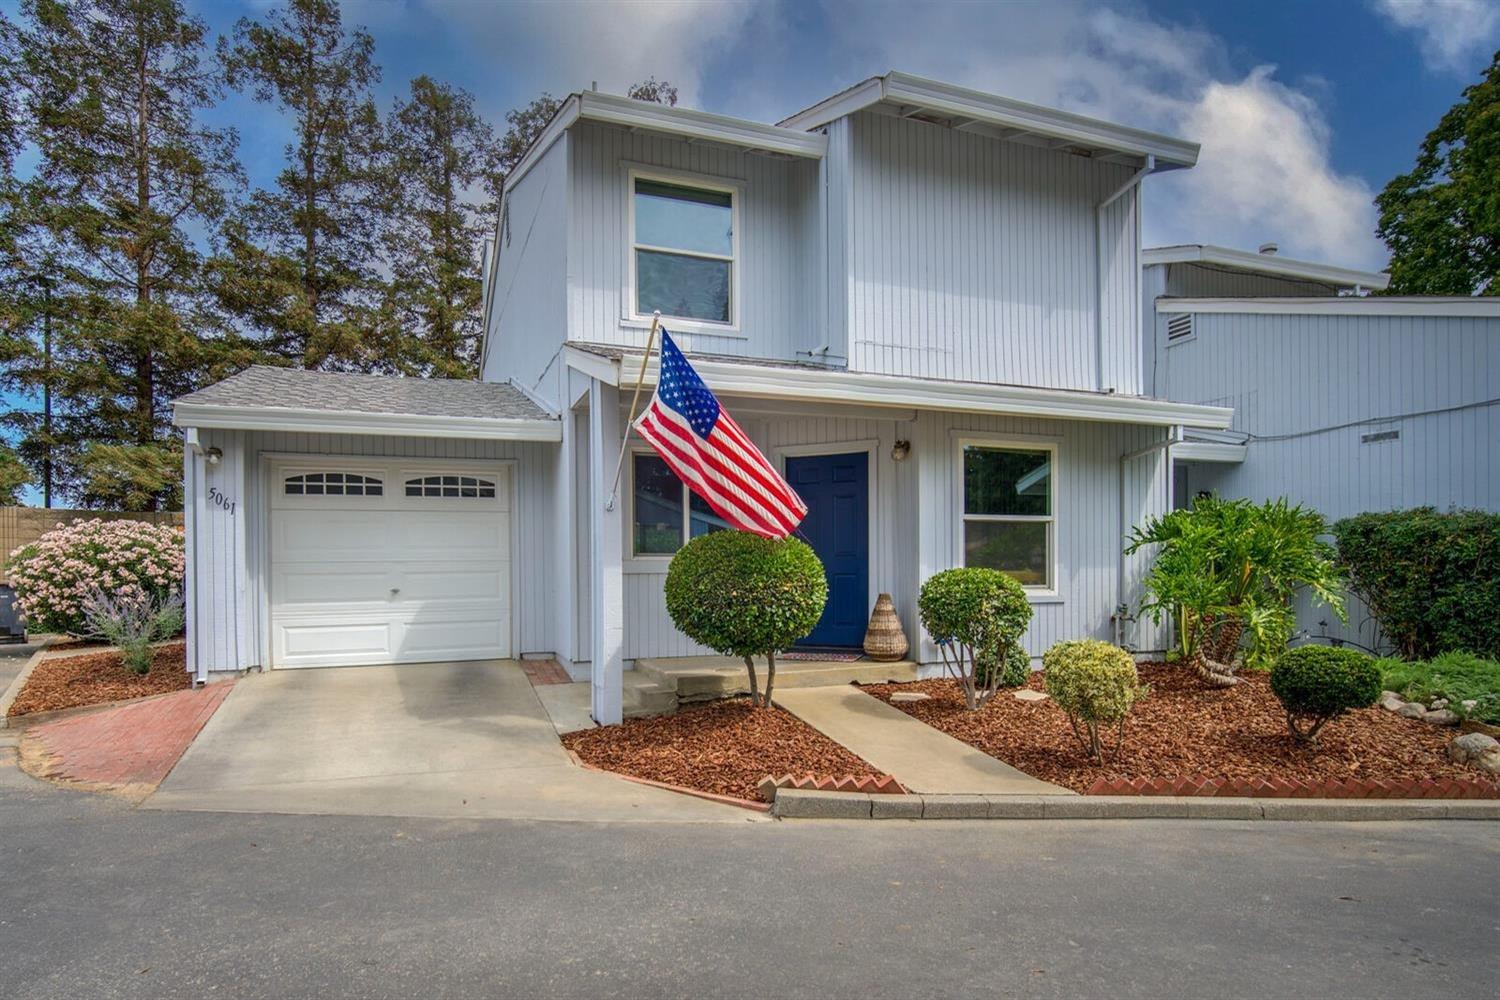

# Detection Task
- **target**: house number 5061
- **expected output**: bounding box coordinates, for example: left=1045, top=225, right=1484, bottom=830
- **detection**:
left=208, top=488, right=237, bottom=516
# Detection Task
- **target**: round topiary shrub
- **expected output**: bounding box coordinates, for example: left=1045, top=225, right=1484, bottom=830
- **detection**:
left=976, top=642, right=1031, bottom=689
left=664, top=530, right=827, bottom=707
left=1043, top=639, right=1142, bottom=761
left=7, top=518, right=185, bottom=636
left=918, top=567, right=1033, bottom=709
left=1270, top=645, right=1382, bottom=744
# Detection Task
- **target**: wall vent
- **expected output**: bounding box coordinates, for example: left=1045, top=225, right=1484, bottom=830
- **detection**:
left=1360, top=429, right=1400, bottom=444
left=1165, top=313, right=1195, bottom=343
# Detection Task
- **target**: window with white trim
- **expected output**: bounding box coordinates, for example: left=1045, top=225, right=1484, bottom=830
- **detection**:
left=631, top=453, right=727, bottom=556
left=960, top=443, right=1054, bottom=589
left=284, top=472, right=383, bottom=496
left=404, top=474, right=496, bottom=498
left=632, top=175, right=735, bottom=325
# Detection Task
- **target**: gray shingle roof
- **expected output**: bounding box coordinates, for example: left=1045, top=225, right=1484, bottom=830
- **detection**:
left=174, top=366, right=554, bottom=422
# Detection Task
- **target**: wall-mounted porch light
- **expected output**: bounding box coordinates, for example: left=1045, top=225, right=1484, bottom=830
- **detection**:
left=891, top=440, right=911, bottom=462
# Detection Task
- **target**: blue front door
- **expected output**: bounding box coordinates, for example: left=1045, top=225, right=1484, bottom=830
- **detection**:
left=786, top=452, right=869, bottom=648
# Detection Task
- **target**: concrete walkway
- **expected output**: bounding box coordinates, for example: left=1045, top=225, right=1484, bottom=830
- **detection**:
left=146, top=661, right=761, bottom=823
left=775, top=686, right=1073, bottom=795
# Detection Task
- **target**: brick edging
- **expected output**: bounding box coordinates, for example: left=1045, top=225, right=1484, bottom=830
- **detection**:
left=1083, top=775, right=1500, bottom=799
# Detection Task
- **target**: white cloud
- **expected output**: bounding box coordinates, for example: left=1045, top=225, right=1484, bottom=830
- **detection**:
left=1372, top=0, right=1500, bottom=73
left=808, top=1, right=1387, bottom=269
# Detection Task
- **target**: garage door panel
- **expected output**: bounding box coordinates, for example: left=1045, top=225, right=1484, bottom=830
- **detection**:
left=270, top=459, right=512, bottom=668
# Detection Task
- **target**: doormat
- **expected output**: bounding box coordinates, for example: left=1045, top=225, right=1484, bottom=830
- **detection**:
left=780, top=650, right=863, bottom=662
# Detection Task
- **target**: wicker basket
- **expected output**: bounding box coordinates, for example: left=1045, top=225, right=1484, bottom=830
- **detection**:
left=862, top=593, right=909, bottom=661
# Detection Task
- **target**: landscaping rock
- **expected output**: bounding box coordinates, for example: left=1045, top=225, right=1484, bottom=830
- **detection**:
left=1013, top=689, right=1049, bottom=703
left=1446, top=733, right=1500, bottom=777
left=1396, top=703, right=1428, bottom=720
left=1429, top=698, right=1449, bottom=711
left=1379, top=692, right=1405, bottom=712
left=888, top=691, right=933, bottom=703
left=1423, top=709, right=1461, bottom=727
left=1461, top=700, right=1478, bottom=712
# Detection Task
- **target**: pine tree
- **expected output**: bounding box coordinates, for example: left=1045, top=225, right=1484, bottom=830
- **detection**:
left=375, top=76, right=495, bottom=378
left=8, top=0, right=250, bottom=511
left=215, top=0, right=385, bottom=370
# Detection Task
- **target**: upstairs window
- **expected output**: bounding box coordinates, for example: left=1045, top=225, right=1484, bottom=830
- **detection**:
left=960, top=443, right=1055, bottom=590
left=631, top=453, right=727, bottom=556
left=632, top=175, right=736, bottom=326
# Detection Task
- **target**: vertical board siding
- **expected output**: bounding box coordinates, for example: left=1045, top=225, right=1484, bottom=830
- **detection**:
left=845, top=112, right=1140, bottom=393
left=186, top=430, right=561, bottom=673
left=483, top=136, right=570, bottom=408
left=567, top=122, right=821, bottom=361
left=1160, top=309, right=1499, bottom=648
left=1164, top=262, right=1343, bottom=299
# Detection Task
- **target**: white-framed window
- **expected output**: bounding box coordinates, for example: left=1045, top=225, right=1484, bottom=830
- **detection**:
left=958, top=440, right=1056, bottom=590
left=628, top=169, right=738, bottom=329
left=404, top=474, right=496, bottom=499
left=629, top=451, right=728, bottom=557
left=284, top=472, right=383, bottom=497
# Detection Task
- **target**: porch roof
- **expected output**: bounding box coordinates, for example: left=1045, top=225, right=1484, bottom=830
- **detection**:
left=564, top=342, right=1234, bottom=430
left=172, top=366, right=562, bottom=441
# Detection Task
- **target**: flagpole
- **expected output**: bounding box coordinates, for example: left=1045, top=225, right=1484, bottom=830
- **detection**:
left=604, top=311, right=661, bottom=511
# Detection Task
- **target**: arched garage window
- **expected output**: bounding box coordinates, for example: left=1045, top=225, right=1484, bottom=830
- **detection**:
left=404, top=474, right=496, bottom=499
left=284, top=472, right=383, bottom=496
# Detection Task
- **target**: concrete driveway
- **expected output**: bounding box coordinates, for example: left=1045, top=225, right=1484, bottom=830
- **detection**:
left=146, top=660, right=759, bottom=823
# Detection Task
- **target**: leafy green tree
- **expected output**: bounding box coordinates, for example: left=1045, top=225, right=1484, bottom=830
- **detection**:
left=8, top=0, right=250, bottom=511
left=1376, top=51, right=1500, bottom=295
left=215, top=0, right=383, bottom=370
left=0, top=442, right=29, bottom=505
left=375, top=76, right=495, bottom=378
left=1126, top=497, right=1345, bottom=687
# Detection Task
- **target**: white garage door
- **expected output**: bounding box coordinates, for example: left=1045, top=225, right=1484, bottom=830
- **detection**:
left=269, top=459, right=511, bottom=668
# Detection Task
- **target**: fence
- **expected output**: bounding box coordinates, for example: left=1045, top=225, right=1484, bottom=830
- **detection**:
left=0, top=506, right=184, bottom=584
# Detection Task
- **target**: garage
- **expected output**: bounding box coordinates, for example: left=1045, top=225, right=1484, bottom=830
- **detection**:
left=269, top=458, right=512, bottom=668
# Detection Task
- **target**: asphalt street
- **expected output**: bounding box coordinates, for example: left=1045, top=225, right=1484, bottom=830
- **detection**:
left=1, top=757, right=1496, bottom=999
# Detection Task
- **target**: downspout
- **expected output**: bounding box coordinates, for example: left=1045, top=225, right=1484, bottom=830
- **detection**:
left=1115, top=423, right=1181, bottom=650
left=1096, top=155, right=1155, bottom=392
left=182, top=428, right=211, bottom=686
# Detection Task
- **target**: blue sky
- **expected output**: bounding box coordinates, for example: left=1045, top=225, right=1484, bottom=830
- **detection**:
left=5, top=0, right=1498, bottom=503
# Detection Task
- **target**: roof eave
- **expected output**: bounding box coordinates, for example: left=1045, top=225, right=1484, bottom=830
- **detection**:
left=172, top=402, right=563, bottom=442
left=1143, top=244, right=1391, bottom=290
left=568, top=347, right=1233, bottom=430
left=780, top=71, right=1199, bottom=169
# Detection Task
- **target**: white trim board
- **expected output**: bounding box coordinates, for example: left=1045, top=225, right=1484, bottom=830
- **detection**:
left=778, top=72, right=1199, bottom=169
left=1143, top=244, right=1390, bottom=290
left=566, top=345, right=1234, bottom=430
left=1156, top=297, right=1500, bottom=318
left=174, top=402, right=563, bottom=442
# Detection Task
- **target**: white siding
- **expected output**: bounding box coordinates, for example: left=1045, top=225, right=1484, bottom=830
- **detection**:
left=567, top=122, right=822, bottom=361
left=184, top=430, right=560, bottom=674
left=483, top=136, right=570, bottom=408
left=844, top=112, right=1143, bottom=393
left=1160, top=308, right=1499, bottom=650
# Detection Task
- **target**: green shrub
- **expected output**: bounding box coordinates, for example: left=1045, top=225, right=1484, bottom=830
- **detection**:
left=1270, top=645, right=1382, bottom=744
left=1126, top=496, right=1344, bottom=687
left=977, top=643, right=1031, bottom=689
left=664, top=531, right=827, bottom=707
left=918, top=568, right=1033, bottom=710
left=1378, top=652, right=1500, bottom=724
left=1043, top=639, right=1142, bottom=761
left=81, top=587, right=185, bottom=674
left=1334, top=508, right=1500, bottom=660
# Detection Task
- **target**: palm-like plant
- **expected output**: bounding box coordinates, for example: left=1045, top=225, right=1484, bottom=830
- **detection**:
left=1126, top=497, right=1345, bottom=687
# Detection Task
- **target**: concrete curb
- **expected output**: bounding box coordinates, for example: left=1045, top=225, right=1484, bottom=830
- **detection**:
left=771, top=789, right=1500, bottom=821
left=0, top=636, right=54, bottom=727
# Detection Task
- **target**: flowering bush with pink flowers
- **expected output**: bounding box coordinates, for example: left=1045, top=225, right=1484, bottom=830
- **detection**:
left=6, top=519, right=186, bottom=636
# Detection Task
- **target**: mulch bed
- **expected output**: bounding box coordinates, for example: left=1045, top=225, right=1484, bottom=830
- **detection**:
left=7, top=642, right=191, bottom=717
left=562, top=698, right=882, bottom=801
left=865, top=664, right=1484, bottom=794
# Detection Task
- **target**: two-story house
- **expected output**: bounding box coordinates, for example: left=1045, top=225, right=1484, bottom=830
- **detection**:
left=172, top=73, right=1232, bottom=724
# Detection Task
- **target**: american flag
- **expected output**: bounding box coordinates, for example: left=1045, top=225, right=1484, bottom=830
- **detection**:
left=633, top=331, right=808, bottom=539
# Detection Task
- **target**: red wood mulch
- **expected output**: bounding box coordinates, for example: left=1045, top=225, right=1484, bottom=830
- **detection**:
left=562, top=698, right=882, bottom=801
left=7, top=643, right=191, bottom=717
left=865, top=663, right=1480, bottom=794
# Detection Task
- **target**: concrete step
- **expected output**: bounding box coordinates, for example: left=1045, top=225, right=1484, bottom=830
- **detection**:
left=635, top=655, right=919, bottom=704
left=622, top=672, right=678, bottom=719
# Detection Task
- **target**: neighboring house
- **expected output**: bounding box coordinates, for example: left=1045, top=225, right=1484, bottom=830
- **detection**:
left=173, top=72, right=1234, bottom=724
left=1145, top=244, right=1499, bottom=650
